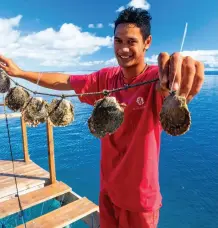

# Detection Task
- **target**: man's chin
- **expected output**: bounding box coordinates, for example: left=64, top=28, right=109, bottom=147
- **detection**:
left=117, top=60, right=135, bottom=68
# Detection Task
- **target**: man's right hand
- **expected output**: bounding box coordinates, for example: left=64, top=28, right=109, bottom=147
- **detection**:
left=0, top=55, right=23, bottom=77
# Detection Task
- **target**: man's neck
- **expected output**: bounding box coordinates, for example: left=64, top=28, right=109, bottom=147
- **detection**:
left=121, top=63, right=147, bottom=83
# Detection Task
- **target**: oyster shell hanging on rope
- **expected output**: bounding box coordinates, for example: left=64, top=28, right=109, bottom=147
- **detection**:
left=160, top=92, right=191, bottom=136
left=0, top=69, right=10, bottom=93
left=88, top=96, right=125, bottom=138
left=5, top=86, right=30, bottom=112
left=22, top=97, right=49, bottom=127
left=48, top=99, right=74, bottom=127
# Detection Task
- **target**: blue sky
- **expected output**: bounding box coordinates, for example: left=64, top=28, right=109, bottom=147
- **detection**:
left=0, top=0, right=218, bottom=72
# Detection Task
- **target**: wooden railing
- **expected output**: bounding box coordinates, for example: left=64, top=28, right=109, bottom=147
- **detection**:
left=0, top=103, right=56, bottom=184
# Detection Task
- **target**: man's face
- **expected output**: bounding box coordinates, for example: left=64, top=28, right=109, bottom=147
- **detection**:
left=114, top=23, right=151, bottom=68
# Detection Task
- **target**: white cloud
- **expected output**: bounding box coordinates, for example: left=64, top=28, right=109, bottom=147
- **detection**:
left=88, top=23, right=103, bottom=29
left=88, top=24, right=95, bottom=28
left=181, top=50, right=218, bottom=68
left=116, top=0, right=150, bottom=12
left=0, top=15, right=112, bottom=69
left=108, top=23, right=115, bottom=28
left=0, top=15, right=217, bottom=72
left=116, top=6, right=125, bottom=13
left=97, top=23, right=103, bottom=28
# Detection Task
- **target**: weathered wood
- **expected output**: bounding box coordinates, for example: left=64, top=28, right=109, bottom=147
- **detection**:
left=46, top=120, right=56, bottom=184
left=0, top=113, right=21, bottom=119
left=56, top=191, right=100, bottom=228
left=0, top=160, right=50, bottom=202
left=16, top=197, right=99, bottom=228
left=21, top=116, right=30, bottom=163
left=0, top=181, right=71, bottom=219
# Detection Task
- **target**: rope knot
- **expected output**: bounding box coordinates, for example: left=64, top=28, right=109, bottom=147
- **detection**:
left=102, top=90, right=110, bottom=97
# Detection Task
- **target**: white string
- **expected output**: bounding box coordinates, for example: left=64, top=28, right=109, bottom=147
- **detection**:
left=170, top=22, right=188, bottom=92
left=34, top=72, right=42, bottom=96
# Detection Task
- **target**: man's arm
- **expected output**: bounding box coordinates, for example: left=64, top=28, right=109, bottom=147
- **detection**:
left=19, top=71, right=72, bottom=91
left=0, top=55, right=72, bottom=91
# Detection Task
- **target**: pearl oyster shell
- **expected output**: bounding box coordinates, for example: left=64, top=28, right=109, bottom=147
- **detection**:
left=5, top=87, right=30, bottom=112
left=22, top=97, right=49, bottom=127
left=160, top=92, right=191, bottom=136
left=88, top=96, right=125, bottom=138
left=48, top=99, right=74, bottom=127
left=0, top=69, right=10, bottom=93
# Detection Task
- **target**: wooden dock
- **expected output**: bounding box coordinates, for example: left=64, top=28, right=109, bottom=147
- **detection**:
left=0, top=159, right=50, bottom=203
left=0, top=110, right=100, bottom=227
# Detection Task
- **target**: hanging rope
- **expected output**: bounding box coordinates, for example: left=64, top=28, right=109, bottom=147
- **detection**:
left=2, top=95, right=27, bottom=228
left=9, top=76, right=159, bottom=98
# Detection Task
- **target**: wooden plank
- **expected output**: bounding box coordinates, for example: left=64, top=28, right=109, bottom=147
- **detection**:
left=16, top=197, right=99, bottom=228
left=0, top=183, right=45, bottom=203
left=0, top=170, right=49, bottom=198
left=0, top=160, right=27, bottom=172
left=56, top=191, right=100, bottom=228
left=0, top=160, right=50, bottom=200
left=46, top=120, right=56, bottom=184
left=21, top=116, right=30, bottom=163
left=0, top=181, right=71, bottom=219
left=0, top=113, right=21, bottom=119
left=0, top=161, right=49, bottom=185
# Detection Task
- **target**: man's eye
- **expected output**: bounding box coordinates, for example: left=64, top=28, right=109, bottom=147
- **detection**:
left=129, top=40, right=136, bottom=44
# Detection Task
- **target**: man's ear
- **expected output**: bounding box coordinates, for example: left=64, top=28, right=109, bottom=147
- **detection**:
left=144, top=35, right=152, bottom=51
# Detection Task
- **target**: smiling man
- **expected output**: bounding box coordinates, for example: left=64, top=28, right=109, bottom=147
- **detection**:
left=0, top=7, right=204, bottom=228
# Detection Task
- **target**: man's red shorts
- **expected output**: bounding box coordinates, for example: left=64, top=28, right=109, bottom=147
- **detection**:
left=99, top=191, right=160, bottom=228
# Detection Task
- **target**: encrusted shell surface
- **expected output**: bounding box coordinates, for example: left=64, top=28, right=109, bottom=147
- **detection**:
left=0, top=69, right=10, bottom=93
left=22, top=97, right=49, bottom=127
left=88, top=96, right=125, bottom=138
left=5, top=87, right=30, bottom=112
left=159, top=92, right=191, bottom=136
left=48, top=99, right=74, bottom=127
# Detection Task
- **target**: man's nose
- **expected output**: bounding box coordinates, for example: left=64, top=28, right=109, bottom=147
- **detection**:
left=121, top=47, right=130, bottom=52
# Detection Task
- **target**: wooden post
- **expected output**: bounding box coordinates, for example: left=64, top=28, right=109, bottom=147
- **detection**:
left=46, top=119, right=56, bottom=184
left=21, top=116, right=30, bottom=163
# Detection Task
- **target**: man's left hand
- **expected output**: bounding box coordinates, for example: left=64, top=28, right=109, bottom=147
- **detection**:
left=157, top=52, right=204, bottom=103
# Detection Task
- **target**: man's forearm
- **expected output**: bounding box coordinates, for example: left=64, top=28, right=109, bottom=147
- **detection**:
left=19, top=71, right=72, bottom=91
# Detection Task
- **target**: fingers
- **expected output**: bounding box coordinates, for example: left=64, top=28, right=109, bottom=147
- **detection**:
left=158, top=52, right=170, bottom=90
left=0, top=62, right=8, bottom=71
left=0, top=55, right=9, bottom=66
left=158, top=52, right=204, bottom=102
left=169, top=52, right=182, bottom=91
left=0, top=55, right=10, bottom=72
left=179, top=56, right=196, bottom=98
left=187, top=61, right=204, bottom=103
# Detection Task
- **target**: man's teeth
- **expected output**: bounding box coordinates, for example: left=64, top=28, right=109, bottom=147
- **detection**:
left=121, top=56, right=131, bottom=59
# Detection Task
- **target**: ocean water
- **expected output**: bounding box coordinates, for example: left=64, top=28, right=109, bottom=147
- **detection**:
left=0, top=74, right=218, bottom=228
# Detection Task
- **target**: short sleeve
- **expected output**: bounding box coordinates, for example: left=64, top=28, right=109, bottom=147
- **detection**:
left=69, top=70, right=105, bottom=106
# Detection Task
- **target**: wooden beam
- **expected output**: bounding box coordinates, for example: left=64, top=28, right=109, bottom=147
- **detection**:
left=21, top=116, right=30, bottom=163
left=56, top=191, right=100, bottom=227
left=0, top=113, right=21, bottom=119
left=0, top=181, right=71, bottom=219
left=16, top=197, right=99, bottom=228
left=46, top=120, right=56, bottom=184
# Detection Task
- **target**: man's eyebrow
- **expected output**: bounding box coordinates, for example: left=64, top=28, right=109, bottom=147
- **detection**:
left=114, top=36, right=121, bottom=39
left=114, top=36, right=138, bottom=40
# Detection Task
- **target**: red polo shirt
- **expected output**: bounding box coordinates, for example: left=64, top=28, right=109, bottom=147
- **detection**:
left=70, top=65, right=163, bottom=212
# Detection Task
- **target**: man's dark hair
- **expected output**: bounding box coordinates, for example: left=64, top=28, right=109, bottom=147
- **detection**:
left=114, top=7, right=152, bottom=40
